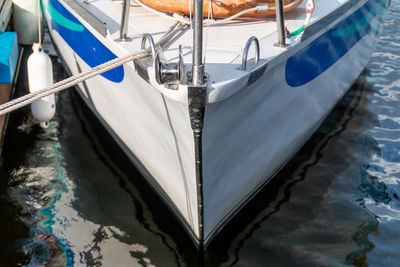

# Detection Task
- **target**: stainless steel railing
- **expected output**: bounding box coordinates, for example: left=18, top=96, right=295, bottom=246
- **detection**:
left=275, top=0, right=286, bottom=47
left=119, top=0, right=131, bottom=41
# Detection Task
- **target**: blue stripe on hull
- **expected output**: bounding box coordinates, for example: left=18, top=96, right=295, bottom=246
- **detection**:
left=285, top=0, right=388, bottom=87
left=47, top=0, right=124, bottom=83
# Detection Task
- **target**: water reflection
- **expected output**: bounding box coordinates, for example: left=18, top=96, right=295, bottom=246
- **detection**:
left=211, top=73, right=378, bottom=267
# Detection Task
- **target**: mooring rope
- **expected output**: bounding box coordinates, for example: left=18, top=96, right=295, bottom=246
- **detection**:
left=0, top=49, right=150, bottom=116
left=0, top=20, right=188, bottom=117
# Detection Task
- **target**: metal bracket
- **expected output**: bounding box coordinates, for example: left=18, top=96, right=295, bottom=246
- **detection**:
left=188, top=82, right=207, bottom=132
left=241, top=36, right=260, bottom=70
left=188, top=81, right=207, bottom=249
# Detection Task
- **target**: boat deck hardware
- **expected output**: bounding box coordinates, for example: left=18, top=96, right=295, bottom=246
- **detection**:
left=192, top=0, right=205, bottom=85
left=241, top=36, right=260, bottom=70
left=275, top=0, right=286, bottom=47
left=154, top=45, right=184, bottom=88
left=119, top=0, right=131, bottom=41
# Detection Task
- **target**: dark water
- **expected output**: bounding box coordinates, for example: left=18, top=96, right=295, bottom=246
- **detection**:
left=1, top=1, right=400, bottom=266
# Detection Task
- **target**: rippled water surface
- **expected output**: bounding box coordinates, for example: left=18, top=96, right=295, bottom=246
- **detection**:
left=1, top=1, right=400, bottom=266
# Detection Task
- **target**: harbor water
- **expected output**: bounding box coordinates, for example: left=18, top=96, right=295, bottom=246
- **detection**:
left=1, top=1, right=400, bottom=266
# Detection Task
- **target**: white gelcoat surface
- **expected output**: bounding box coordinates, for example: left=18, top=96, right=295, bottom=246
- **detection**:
left=44, top=25, right=199, bottom=237
left=202, top=16, right=382, bottom=239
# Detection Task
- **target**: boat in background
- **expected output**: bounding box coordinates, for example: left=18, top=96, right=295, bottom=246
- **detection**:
left=0, top=0, right=18, bottom=155
left=41, top=0, right=390, bottom=250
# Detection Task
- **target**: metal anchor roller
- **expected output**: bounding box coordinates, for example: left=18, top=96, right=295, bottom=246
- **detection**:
left=141, top=33, right=184, bottom=88
left=154, top=45, right=184, bottom=87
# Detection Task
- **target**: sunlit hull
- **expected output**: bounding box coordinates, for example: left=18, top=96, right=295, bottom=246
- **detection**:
left=42, top=0, right=389, bottom=249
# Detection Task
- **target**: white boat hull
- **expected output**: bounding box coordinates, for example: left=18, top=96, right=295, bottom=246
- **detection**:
left=202, top=24, right=381, bottom=241
left=42, top=0, right=389, bottom=248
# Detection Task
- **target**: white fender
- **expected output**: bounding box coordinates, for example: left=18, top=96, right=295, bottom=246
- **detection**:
left=28, top=43, right=55, bottom=129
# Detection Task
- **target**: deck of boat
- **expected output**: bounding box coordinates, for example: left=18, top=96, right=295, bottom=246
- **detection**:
left=56, top=0, right=353, bottom=100
left=72, top=0, right=348, bottom=64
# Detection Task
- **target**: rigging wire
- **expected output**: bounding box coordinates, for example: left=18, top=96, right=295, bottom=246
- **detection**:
left=189, top=0, right=193, bottom=29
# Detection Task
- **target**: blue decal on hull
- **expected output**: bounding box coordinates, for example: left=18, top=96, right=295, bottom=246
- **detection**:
left=285, top=0, right=386, bottom=87
left=47, top=0, right=124, bottom=83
